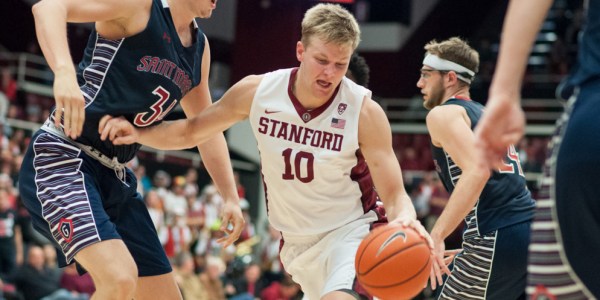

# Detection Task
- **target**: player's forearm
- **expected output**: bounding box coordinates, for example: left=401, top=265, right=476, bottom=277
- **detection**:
left=489, top=0, right=553, bottom=98
left=138, top=119, right=198, bottom=150
left=198, top=135, right=240, bottom=203
left=430, top=170, right=487, bottom=240
left=384, top=193, right=417, bottom=222
left=32, top=1, right=76, bottom=74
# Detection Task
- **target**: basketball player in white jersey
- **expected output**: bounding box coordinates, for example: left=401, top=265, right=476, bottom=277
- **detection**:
left=98, top=3, right=446, bottom=299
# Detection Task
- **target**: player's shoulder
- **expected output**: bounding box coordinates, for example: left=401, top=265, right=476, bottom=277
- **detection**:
left=238, top=74, right=265, bottom=89
left=358, top=96, right=388, bottom=134
left=426, top=103, right=465, bottom=125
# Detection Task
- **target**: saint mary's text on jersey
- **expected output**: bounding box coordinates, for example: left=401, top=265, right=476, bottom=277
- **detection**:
left=258, top=117, right=343, bottom=152
left=136, top=56, right=192, bottom=95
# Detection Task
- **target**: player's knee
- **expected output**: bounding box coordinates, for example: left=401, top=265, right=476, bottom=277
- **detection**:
left=91, top=259, right=138, bottom=298
left=111, top=272, right=138, bottom=296
left=95, top=269, right=138, bottom=299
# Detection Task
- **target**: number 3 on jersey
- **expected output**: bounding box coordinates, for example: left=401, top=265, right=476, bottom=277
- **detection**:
left=134, top=86, right=178, bottom=127
left=282, top=148, right=314, bottom=183
left=498, top=145, right=524, bottom=177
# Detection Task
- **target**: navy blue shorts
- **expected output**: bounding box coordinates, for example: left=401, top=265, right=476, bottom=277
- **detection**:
left=438, top=219, right=530, bottom=300
left=18, top=130, right=171, bottom=276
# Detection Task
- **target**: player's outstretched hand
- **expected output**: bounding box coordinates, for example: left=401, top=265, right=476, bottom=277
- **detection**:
left=216, top=200, right=245, bottom=248
left=98, top=115, right=139, bottom=145
left=475, top=94, right=525, bottom=170
left=443, top=248, right=461, bottom=266
left=53, top=69, right=85, bottom=139
left=428, top=235, right=452, bottom=290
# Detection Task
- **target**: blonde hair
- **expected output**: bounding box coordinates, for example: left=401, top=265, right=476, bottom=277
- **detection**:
left=424, top=37, right=480, bottom=75
left=301, top=3, right=360, bottom=50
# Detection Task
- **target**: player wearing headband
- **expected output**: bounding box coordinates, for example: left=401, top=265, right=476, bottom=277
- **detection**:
left=417, top=37, right=535, bottom=299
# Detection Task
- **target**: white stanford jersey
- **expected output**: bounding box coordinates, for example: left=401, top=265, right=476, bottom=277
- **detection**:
left=249, top=68, right=380, bottom=235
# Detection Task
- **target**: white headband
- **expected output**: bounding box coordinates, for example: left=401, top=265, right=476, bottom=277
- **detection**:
left=423, top=54, right=475, bottom=84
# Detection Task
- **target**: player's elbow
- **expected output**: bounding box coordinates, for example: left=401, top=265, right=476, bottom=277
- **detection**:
left=32, top=0, right=58, bottom=17
left=31, top=1, right=46, bottom=17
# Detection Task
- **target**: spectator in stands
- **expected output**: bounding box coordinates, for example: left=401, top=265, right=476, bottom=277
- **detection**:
left=225, top=261, right=265, bottom=300
left=185, top=191, right=205, bottom=235
left=164, top=176, right=188, bottom=221
left=153, top=169, right=173, bottom=200
left=163, top=206, right=192, bottom=260
left=42, top=243, right=62, bottom=282
left=198, top=255, right=227, bottom=300
left=259, top=223, right=283, bottom=283
left=399, top=147, right=422, bottom=171
left=183, top=168, right=200, bottom=198
left=144, top=189, right=168, bottom=246
left=12, top=246, right=85, bottom=300
left=0, top=189, right=22, bottom=281
left=0, top=123, right=8, bottom=155
left=0, top=67, right=17, bottom=104
left=173, top=251, right=208, bottom=300
left=194, top=183, right=224, bottom=257
left=411, top=172, right=433, bottom=221
left=137, top=164, right=153, bottom=195
left=261, top=273, right=303, bottom=300
left=0, top=92, right=7, bottom=125
left=59, top=263, right=95, bottom=298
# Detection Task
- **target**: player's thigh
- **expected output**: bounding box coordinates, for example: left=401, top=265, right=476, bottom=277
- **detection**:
left=323, top=213, right=377, bottom=299
left=135, top=272, right=182, bottom=300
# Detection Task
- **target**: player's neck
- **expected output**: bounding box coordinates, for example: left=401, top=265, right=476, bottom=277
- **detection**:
left=444, top=86, right=470, bottom=102
left=292, top=70, right=330, bottom=110
left=167, top=0, right=195, bottom=43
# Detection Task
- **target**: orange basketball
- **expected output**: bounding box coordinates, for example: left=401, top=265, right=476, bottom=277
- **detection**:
left=355, top=224, right=431, bottom=300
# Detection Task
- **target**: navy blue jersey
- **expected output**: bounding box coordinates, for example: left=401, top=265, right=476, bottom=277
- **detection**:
left=431, top=98, right=535, bottom=234
left=569, top=0, right=600, bottom=86
left=50, top=0, right=205, bottom=162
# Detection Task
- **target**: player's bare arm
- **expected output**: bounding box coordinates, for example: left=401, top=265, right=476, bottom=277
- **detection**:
left=99, top=74, right=260, bottom=148
left=33, top=0, right=151, bottom=139
left=179, top=37, right=243, bottom=247
left=357, top=98, right=414, bottom=222
left=475, top=0, right=553, bottom=169
left=426, top=104, right=490, bottom=288
left=357, top=98, right=434, bottom=239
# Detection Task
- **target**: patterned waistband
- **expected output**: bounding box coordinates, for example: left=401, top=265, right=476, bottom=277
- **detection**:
left=41, top=120, right=125, bottom=172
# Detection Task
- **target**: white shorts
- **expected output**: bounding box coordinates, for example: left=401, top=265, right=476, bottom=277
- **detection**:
left=280, top=210, right=379, bottom=300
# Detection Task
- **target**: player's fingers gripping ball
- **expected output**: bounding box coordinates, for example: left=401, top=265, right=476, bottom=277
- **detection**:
left=355, top=224, right=431, bottom=300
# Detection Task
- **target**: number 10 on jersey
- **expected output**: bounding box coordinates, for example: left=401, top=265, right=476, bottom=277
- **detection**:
left=282, top=148, right=315, bottom=183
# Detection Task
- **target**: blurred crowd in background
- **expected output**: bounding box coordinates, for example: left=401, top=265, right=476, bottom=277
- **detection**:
left=0, top=0, right=586, bottom=298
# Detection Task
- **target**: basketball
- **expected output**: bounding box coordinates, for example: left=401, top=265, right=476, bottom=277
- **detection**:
left=355, top=224, right=431, bottom=300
